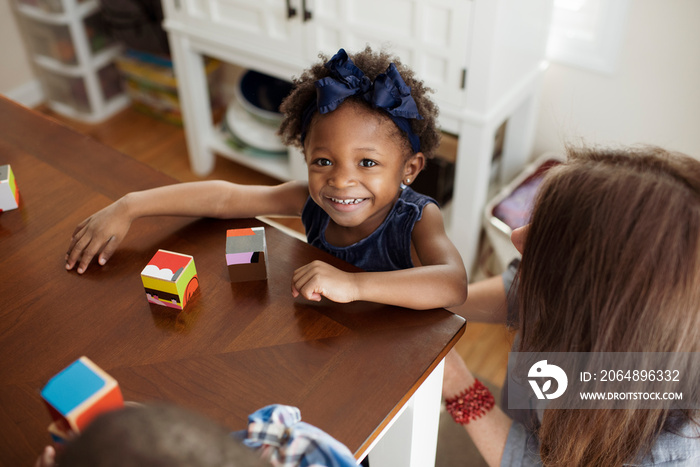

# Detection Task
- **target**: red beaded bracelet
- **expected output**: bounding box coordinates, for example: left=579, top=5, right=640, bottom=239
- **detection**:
left=445, top=378, right=495, bottom=424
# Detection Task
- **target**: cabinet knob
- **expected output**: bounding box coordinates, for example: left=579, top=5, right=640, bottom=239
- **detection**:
left=286, top=0, right=297, bottom=19
left=302, top=0, right=313, bottom=21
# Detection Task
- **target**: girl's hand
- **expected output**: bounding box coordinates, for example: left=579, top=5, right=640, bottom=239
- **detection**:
left=291, top=261, right=359, bottom=303
left=65, top=198, right=132, bottom=274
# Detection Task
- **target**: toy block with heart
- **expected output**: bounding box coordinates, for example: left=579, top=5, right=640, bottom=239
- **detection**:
left=141, top=249, right=199, bottom=310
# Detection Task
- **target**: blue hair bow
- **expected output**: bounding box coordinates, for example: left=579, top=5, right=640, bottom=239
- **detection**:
left=301, top=49, right=423, bottom=153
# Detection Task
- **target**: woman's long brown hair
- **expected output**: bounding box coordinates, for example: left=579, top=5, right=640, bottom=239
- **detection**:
left=517, top=146, right=700, bottom=466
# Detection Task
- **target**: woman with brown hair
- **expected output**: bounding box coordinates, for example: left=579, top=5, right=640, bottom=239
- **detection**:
left=444, top=145, right=700, bottom=466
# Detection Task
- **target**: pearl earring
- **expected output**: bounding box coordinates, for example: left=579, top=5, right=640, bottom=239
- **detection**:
left=400, top=179, right=411, bottom=190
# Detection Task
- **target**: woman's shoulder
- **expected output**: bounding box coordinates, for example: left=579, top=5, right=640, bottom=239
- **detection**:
left=636, top=420, right=700, bottom=466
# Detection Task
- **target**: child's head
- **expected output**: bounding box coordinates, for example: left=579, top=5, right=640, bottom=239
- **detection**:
left=56, top=404, right=268, bottom=467
left=281, top=47, right=441, bottom=233
left=279, top=46, right=441, bottom=160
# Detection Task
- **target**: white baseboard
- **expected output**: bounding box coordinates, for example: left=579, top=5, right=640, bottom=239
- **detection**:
left=2, top=79, right=44, bottom=108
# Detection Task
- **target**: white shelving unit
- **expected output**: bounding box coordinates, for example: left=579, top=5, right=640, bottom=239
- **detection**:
left=160, top=0, right=554, bottom=270
left=211, top=124, right=307, bottom=181
left=15, top=0, right=129, bottom=122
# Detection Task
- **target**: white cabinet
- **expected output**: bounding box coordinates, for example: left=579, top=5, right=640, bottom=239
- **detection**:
left=14, top=0, right=130, bottom=122
left=161, top=0, right=553, bottom=270
left=164, top=0, right=306, bottom=67
left=307, top=0, right=473, bottom=107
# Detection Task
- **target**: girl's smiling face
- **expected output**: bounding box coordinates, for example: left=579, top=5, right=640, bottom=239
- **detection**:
left=303, top=101, right=424, bottom=242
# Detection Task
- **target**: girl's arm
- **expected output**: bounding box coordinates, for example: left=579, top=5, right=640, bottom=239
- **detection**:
left=443, top=349, right=512, bottom=467
left=66, top=180, right=309, bottom=274
left=292, top=203, right=468, bottom=309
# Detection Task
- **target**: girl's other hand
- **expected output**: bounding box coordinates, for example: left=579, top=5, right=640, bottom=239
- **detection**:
left=65, top=198, right=132, bottom=274
left=291, top=261, right=359, bottom=303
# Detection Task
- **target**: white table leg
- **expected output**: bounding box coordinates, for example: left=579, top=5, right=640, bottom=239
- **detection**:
left=449, top=120, right=498, bottom=271
left=367, top=359, right=445, bottom=467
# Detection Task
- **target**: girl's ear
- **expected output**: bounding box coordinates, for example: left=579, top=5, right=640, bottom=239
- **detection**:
left=403, top=152, right=426, bottom=185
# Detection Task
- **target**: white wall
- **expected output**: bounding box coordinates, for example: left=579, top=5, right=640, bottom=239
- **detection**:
left=0, top=1, right=40, bottom=103
left=533, top=0, right=700, bottom=160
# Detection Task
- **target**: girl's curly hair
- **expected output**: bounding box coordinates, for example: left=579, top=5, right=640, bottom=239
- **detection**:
left=278, top=46, right=441, bottom=159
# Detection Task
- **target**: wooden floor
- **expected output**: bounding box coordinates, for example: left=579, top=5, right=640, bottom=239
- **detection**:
left=36, top=105, right=512, bottom=387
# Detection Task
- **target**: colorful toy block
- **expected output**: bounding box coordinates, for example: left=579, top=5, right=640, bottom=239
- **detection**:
left=226, top=227, right=267, bottom=282
left=41, top=356, right=124, bottom=435
left=141, top=249, right=199, bottom=310
left=0, top=164, right=19, bottom=212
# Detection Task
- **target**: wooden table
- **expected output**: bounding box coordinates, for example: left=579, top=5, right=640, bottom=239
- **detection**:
left=0, top=96, right=465, bottom=466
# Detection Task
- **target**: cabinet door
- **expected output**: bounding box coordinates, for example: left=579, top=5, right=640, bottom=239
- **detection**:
left=165, top=0, right=306, bottom=66
left=307, top=0, right=473, bottom=107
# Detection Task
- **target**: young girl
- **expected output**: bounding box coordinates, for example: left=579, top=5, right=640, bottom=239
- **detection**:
left=65, top=47, right=467, bottom=310
left=443, top=146, right=700, bottom=466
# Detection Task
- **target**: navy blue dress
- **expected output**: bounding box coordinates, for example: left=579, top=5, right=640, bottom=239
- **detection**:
left=301, top=187, right=438, bottom=272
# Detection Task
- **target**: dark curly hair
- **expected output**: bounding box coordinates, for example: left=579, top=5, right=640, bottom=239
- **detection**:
left=278, top=46, right=441, bottom=159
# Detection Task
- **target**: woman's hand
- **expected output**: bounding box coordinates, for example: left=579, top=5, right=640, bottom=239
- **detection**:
left=291, top=261, right=359, bottom=303
left=65, top=197, right=133, bottom=274
left=442, top=349, right=513, bottom=467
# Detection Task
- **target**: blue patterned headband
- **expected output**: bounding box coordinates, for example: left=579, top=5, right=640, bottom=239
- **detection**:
left=300, top=49, right=423, bottom=153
